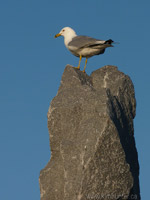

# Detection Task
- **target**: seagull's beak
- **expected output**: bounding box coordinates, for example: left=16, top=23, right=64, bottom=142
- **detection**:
left=54, top=33, right=61, bottom=38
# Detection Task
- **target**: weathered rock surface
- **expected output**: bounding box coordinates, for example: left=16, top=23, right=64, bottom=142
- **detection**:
left=39, top=65, right=140, bottom=200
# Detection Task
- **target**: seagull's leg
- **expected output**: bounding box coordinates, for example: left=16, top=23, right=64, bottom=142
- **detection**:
left=75, top=55, right=82, bottom=70
left=82, top=58, right=88, bottom=73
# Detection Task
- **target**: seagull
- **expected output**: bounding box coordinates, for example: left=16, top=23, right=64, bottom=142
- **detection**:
left=55, top=27, right=114, bottom=73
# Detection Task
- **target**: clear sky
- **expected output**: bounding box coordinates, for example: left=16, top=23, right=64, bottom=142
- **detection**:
left=0, top=0, right=149, bottom=199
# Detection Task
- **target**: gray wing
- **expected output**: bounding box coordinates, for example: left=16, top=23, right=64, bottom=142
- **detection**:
left=68, top=36, right=106, bottom=49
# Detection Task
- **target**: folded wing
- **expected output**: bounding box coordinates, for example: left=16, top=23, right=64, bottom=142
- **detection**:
left=68, top=36, right=113, bottom=50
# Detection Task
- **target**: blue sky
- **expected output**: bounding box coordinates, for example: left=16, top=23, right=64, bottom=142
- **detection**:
left=0, top=0, right=149, bottom=199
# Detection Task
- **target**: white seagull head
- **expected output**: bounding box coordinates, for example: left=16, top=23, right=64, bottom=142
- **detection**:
left=55, top=27, right=77, bottom=46
left=55, top=27, right=77, bottom=38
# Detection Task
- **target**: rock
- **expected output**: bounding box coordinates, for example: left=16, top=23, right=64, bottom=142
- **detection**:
left=39, top=65, right=140, bottom=200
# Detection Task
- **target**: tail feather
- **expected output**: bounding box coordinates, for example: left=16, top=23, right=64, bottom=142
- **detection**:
left=104, top=39, right=114, bottom=44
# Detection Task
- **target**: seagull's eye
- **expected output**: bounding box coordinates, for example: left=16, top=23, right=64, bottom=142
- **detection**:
left=62, top=29, right=65, bottom=32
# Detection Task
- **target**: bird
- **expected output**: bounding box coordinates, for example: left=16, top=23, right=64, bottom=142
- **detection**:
left=55, top=27, right=114, bottom=73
